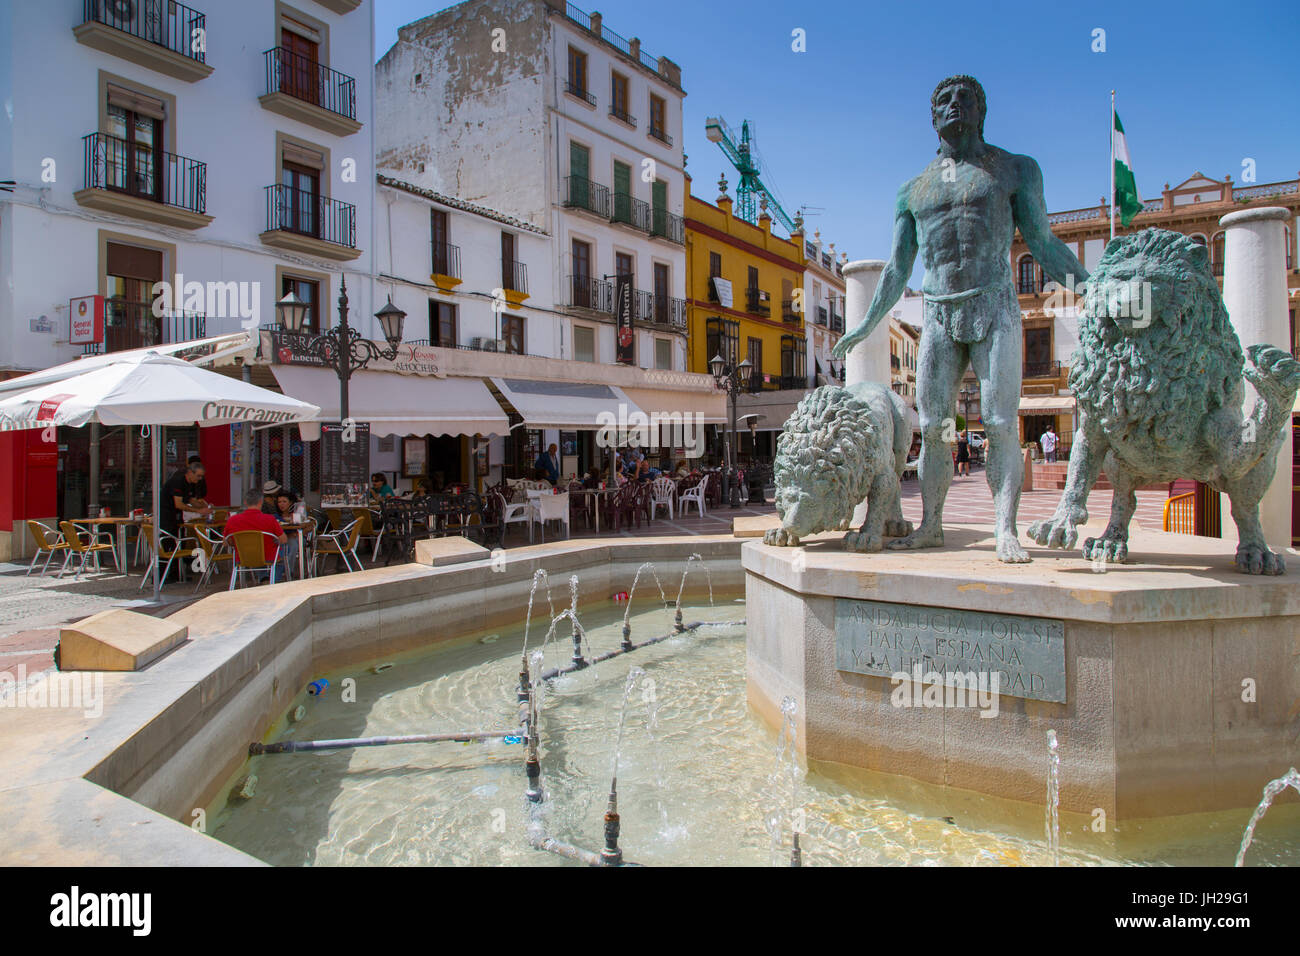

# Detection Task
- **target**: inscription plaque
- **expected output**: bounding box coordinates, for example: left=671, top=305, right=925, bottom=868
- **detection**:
left=835, top=599, right=1066, bottom=703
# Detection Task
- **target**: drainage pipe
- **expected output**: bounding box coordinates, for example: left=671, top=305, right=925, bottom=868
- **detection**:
left=249, top=728, right=520, bottom=755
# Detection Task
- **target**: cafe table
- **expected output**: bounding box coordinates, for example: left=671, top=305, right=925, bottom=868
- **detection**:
left=567, top=487, right=618, bottom=533
left=72, top=515, right=146, bottom=574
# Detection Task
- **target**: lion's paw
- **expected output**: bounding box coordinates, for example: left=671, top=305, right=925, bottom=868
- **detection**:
left=997, top=535, right=1031, bottom=564
left=843, top=530, right=883, bottom=553
left=764, top=528, right=799, bottom=547
left=1027, top=514, right=1080, bottom=551
left=1235, top=542, right=1285, bottom=576
left=1082, top=535, right=1128, bottom=564
left=883, top=518, right=913, bottom=538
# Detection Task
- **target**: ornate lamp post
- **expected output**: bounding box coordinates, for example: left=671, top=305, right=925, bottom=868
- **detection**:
left=710, top=352, right=752, bottom=508
left=275, top=279, right=406, bottom=422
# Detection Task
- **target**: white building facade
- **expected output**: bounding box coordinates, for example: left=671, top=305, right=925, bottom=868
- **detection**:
left=0, top=0, right=375, bottom=535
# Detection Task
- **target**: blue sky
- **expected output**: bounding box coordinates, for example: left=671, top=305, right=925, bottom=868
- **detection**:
left=376, top=0, right=1298, bottom=278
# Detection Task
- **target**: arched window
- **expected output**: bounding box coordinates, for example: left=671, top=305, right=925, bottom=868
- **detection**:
left=1189, top=233, right=1208, bottom=246
left=1017, top=255, right=1035, bottom=295
left=1211, top=232, right=1225, bottom=277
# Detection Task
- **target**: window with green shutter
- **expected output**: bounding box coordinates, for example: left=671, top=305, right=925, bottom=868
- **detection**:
left=613, top=161, right=631, bottom=224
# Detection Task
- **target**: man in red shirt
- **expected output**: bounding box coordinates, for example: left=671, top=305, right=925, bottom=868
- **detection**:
left=225, top=488, right=288, bottom=579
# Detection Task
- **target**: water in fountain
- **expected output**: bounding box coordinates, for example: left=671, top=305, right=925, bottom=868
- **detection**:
left=610, top=667, right=646, bottom=794
left=1045, top=729, right=1060, bottom=867
left=623, top=563, right=672, bottom=639
left=521, top=569, right=556, bottom=660
left=1234, top=767, right=1300, bottom=867
left=765, top=696, right=803, bottom=866
left=537, top=610, right=595, bottom=677
left=674, top=554, right=714, bottom=631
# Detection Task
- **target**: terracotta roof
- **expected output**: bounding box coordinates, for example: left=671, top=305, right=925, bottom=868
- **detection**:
left=376, top=174, right=549, bottom=236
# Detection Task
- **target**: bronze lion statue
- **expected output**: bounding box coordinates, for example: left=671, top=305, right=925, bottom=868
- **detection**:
left=1028, top=228, right=1300, bottom=574
left=763, top=382, right=913, bottom=551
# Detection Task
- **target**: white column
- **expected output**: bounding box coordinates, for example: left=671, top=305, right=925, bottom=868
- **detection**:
left=1219, top=206, right=1291, bottom=552
left=841, top=260, right=890, bottom=387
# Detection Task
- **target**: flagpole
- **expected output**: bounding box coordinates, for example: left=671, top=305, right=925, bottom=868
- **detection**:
left=1110, top=90, right=1116, bottom=241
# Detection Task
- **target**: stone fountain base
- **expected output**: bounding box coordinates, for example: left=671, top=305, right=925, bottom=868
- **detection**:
left=744, top=524, right=1300, bottom=820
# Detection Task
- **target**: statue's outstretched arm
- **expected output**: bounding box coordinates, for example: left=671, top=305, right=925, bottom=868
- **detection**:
left=833, top=184, right=917, bottom=358
left=1013, top=157, right=1089, bottom=289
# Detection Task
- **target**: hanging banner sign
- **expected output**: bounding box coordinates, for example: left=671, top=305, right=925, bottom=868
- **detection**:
left=69, top=296, right=104, bottom=345
left=262, top=331, right=446, bottom=377
left=615, top=275, right=634, bottom=366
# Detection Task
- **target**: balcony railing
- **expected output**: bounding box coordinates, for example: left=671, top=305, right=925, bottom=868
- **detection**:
left=649, top=207, right=684, bottom=244
left=563, top=175, right=610, bottom=218
left=564, top=81, right=596, bottom=106
left=612, top=192, right=649, bottom=229
left=1024, top=360, right=1062, bottom=379
left=609, top=105, right=636, bottom=127
left=503, top=259, right=528, bottom=295
left=264, top=46, right=356, bottom=120
left=82, top=0, right=208, bottom=63
left=781, top=300, right=801, bottom=323
left=82, top=299, right=205, bottom=355
left=265, top=183, right=356, bottom=248
left=648, top=126, right=673, bottom=147
left=890, top=355, right=902, bottom=370
left=83, top=131, right=207, bottom=213
left=569, top=275, right=611, bottom=312
left=830, top=312, right=844, bottom=333
left=432, top=241, right=461, bottom=278
left=746, top=288, right=771, bottom=316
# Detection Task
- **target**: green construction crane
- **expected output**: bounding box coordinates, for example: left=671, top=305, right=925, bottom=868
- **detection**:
left=705, top=116, right=799, bottom=236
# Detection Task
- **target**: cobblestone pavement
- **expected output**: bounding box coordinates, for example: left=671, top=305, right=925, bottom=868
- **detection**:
left=0, top=473, right=1173, bottom=671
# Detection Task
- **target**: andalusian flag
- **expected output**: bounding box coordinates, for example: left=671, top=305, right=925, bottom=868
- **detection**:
left=1112, top=111, right=1142, bottom=227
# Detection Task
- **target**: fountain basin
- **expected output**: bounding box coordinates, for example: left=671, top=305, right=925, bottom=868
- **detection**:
left=745, top=524, right=1300, bottom=823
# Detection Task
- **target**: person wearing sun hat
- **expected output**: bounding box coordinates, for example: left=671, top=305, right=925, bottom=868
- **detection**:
left=261, top=480, right=282, bottom=515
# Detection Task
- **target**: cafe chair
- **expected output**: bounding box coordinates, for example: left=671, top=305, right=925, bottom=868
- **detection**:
left=58, top=520, right=121, bottom=579
left=190, top=524, right=233, bottom=593
left=136, top=523, right=196, bottom=591
left=533, top=491, right=570, bottom=543
left=25, top=520, right=68, bottom=578
left=678, top=479, right=707, bottom=518
left=228, top=530, right=283, bottom=589
left=350, top=508, right=384, bottom=562
left=313, top=518, right=363, bottom=574
left=493, top=491, right=531, bottom=542
left=649, top=476, right=677, bottom=520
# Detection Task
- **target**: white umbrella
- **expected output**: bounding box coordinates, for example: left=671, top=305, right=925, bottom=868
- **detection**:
left=0, top=352, right=320, bottom=602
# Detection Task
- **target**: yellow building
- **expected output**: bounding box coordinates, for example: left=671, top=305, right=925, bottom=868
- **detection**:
left=684, top=180, right=807, bottom=390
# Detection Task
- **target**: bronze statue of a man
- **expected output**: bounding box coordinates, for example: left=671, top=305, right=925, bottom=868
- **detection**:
left=833, top=75, right=1089, bottom=562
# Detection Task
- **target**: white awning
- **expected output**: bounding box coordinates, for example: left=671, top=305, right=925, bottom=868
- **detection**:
left=0, top=330, right=256, bottom=399
left=272, top=366, right=509, bottom=439
left=490, top=377, right=644, bottom=430
left=619, top=386, right=727, bottom=424
left=1018, top=395, right=1076, bottom=414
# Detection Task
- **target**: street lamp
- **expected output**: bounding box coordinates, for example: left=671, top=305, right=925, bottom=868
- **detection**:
left=710, top=352, right=752, bottom=508
left=275, top=279, right=406, bottom=422
left=826, top=355, right=844, bottom=383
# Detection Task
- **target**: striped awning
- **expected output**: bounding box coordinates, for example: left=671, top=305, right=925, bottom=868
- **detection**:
left=1018, top=396, right=1076, bottom=414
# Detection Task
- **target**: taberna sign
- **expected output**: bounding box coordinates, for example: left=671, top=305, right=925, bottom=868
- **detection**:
left=615, top=275, right=634, bottom=365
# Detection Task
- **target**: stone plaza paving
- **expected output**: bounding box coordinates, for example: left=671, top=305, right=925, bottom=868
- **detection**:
left=0, top=469, right=1172, bottom=679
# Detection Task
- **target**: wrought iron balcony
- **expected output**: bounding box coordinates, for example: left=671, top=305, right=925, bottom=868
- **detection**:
left=830, top=312, right=844, bottom=333
left=609, top=105, right=636, bottom=127
left=816, top=306, right=828, bottom=326
left=782, top=299, right=801, bottom=323
left=648, top=125, right=673, bottom=147
left=83, top=131, right=207, bottom=213
left=502, top=259, right=529, bottom=295
left=611, top=191, right=649, bottom=230
left=264, top=183, right=356, bottom=248
left=82, top=298, right=206, bottom=355
left=432, top=241, right=461, bottom=278
left=1023, top=360, right=1062, bottom=379
left=562, top=175, right=610, bottom=218
left=746, top=288, right=771, bottom=316
left=568, top=275, right=612, bottom=312
left=649, top=207, right=684, bottom=244
left=565, top=81, right=596, bottom=106
left=264, top=46, right=356, bottom=120
left=81, top=0, right=208, bottom=64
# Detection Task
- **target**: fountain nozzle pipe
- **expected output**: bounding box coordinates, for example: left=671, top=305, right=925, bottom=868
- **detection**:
left=621, top=623, right=633, bottom=652
left=673, top=607, right=684, bottom=633
left=791, top=832, right=802, bottom=867
left=517, top=654, right=531, bottom=702
left=600, top=782, right=623, bottom=866
left=525, top=751, right=544, bottom=803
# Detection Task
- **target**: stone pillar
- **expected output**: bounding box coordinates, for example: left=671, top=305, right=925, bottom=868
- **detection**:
left=1219, top=206, right=1291, bottom=553
left=842, top=260, right=889, bottom=527
left=841, top=260, right=889, bottom=388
